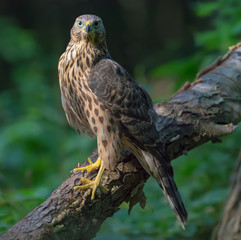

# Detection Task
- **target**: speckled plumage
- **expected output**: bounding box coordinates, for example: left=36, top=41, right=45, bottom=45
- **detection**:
left=58, top=14, right=187, bottom=228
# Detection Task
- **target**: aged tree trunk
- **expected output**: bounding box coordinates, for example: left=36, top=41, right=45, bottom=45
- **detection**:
left=212, top=150, right=241, bottom=240
left=1, top=43, right=241, bottom=240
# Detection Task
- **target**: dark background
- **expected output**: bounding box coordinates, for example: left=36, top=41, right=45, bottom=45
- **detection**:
left=0, top=0, right=241, bottom=239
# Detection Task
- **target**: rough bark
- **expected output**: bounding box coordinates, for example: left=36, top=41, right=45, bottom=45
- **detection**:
left=212, top=150, right=241, bottom=240
left=1, top=43, right=241, bottom=240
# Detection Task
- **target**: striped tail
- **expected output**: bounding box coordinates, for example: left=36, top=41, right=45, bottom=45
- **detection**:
left=155, top=159, right=188, bottom=229
left=131, top=148, right=188, bottom=228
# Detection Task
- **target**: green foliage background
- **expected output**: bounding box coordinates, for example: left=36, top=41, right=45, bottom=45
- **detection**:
left=0, top=1, right=241, bottom=239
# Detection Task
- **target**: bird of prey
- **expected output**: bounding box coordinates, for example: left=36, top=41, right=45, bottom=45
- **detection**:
left=58, top=14, right=188, bottom=228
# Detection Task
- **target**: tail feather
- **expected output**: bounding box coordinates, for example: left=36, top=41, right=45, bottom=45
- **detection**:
left=130, top=147, right=188, bottom=228
left=156, top=159, right=188, bottom=229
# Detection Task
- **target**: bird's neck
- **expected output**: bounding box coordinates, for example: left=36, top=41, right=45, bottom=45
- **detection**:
left=67, top=40, right=109, bottom=69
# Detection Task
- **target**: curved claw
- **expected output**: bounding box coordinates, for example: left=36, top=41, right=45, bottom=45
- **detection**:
left=115, top=166, right=121, bottom=178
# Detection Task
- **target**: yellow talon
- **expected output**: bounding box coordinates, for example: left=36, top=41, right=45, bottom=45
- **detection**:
left=72, top=157, right=101, bottom=175
left=73, top=158, right=108, bottom=199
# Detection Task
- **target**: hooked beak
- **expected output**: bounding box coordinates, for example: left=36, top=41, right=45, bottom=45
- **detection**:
left=84, top=21, right=91, bottom=33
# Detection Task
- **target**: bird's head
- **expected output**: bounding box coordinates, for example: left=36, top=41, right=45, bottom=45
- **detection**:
left=71, top=14, right=106, bottom=45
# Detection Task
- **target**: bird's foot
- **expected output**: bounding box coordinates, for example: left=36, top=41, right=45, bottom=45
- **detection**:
left=73, top=160, right=108, bottom=199
left=71, top=156, right=101, bottom=175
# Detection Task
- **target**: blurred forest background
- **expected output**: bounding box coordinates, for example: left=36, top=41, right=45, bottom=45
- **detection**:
left=0, top=0, right=241, bottom=239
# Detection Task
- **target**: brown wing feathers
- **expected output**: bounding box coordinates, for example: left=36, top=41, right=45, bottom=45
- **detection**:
left=88, top=58, right=188, bottom=227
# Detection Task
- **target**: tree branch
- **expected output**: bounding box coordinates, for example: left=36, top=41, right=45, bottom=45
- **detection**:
left=1, top=43, right=241, bottom=240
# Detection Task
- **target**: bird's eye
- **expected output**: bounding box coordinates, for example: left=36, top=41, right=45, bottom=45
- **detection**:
left=94, top=21, right=99, bottom=28
left=78, top=21, right=82, bottom=26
